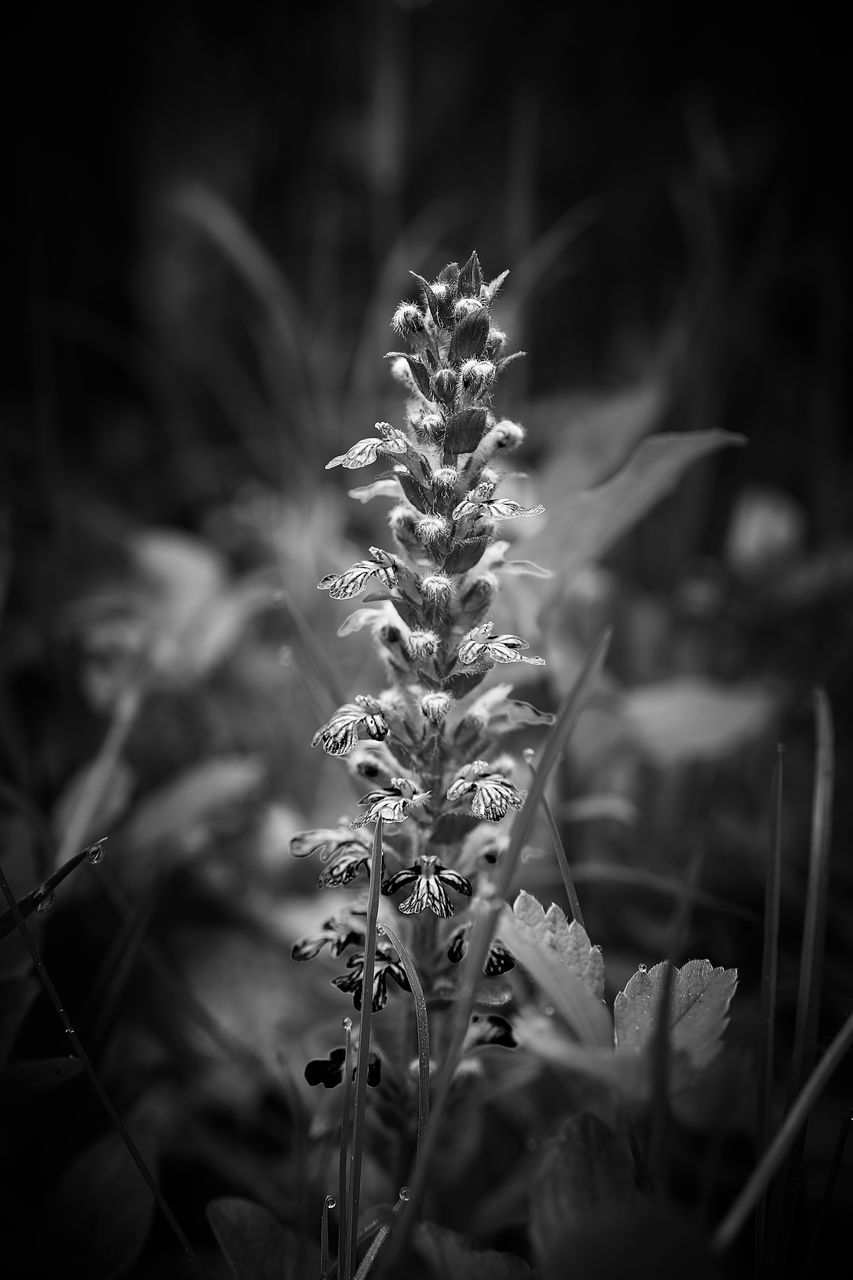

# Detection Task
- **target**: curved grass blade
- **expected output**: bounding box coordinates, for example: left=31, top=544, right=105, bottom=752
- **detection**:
left=0, top=839, right=107, bottom=941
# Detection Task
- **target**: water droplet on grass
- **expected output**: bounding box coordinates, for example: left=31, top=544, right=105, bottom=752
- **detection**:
left=86, top=840, right=106, bottom=864
left=34, top=887, right=55, bottom=913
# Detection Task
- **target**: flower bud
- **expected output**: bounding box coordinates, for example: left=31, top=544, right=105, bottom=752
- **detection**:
left=388, top=504, right=421, bottom=554
left=453, top=296, right=485, bottom=322
left=416, top=412, right=445, bottom=444
left=432, top=368, right=457, bottom=405
left=460, top=359, right=495, bottom=395
left=421, top=691, right=451, bottom=725
left=391, top=302, right=427, bottom=341
left=415, top=514, right=449, bottom=547
left=456, top=572, right=498, bottom=622
left=485, top=328, right=507, bottom=358
left=421, top=573, right=453, bottom=603
left=407, top=629, right=439, bottom=660
left=432, top=466, right=459, bottom=495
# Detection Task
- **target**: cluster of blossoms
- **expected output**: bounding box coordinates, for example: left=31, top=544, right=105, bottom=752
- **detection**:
left=292, top=254, right=551, bottom=1086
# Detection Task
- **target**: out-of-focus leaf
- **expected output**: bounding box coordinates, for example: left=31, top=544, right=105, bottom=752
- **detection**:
left=510, top=891, right=605, bottom=1000
left=622, top=677, right=781, bottom=765
left=0, top=1056, right=83, bottom=1103
left=530, top=1112, right=638, bottom=1270
left=499, top=897, right=611, bottom=1047
left=524, top=430, right=746, bottom=585
left=614, top=959, right=737, bottom=1069
left=416, top=1221, right=534, bottom=1279
left=523, top=379, right=667, bottom=496
left=123, top=756, right=264, bottom=861
left=37, top=1113, right=160, bottom=1280
left=207, top=1197, right=310, bottom=1280
left=50, top=759, right=133, bottom=864
left=538, top=1203, right=721, bottom=1280
left=0, top=975, right=39, bottom=1063
left=724, top=483, right=805, bottom=578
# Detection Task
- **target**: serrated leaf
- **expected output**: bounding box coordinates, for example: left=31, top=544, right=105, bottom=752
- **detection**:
left=530, top=1113, right=638, bottom=1268
left=510, top=891, right=605, bottom=1000
left=524, top=430, right=746, bottom=585
left=443, top=537, right=489, bottom=574
left=499, top=897, right=612, bottom=1047
left=207, top=1198, right=310, bottom=1280
left=416, top=1221, right=533, bottom=1280
left=614, top=959, right=737, bottom=1069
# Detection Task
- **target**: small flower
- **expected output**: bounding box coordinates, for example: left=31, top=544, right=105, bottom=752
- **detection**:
left=458, top=621, right=544, bottom=668
left=465, top=1014, right=516, bottom=1050
left=312, top=695, right=389, bottom=756
left=317, top=843, right=374, bottom=888
left=453, top=296, right=485, bottom=322
left=447, top=921, right=515, bottom=976
left=432, top=466, right=459, bottom=494
left=452, top=481, right=545, bottom=522
left=382, top=855, right=473, bottom=917
left=326, top=422, right=408, bottom=470
left=432, top=369, right=457, bottom=404
left=305, top=1047, right=381, bottom=1088
left=446, top=761, right=527, bottom=822
left=332, top=948, right=411, bottom=1011
left=318, top=549, right=398, bottom=601
left=351, top=777, right=431, bottom=827
left=292, top=910, right=366, bottom=961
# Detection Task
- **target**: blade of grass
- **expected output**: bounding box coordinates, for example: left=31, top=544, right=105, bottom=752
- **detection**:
left=338, top=1017, right=355, bottom=1280
left=352, top=1189, right=409, bottom=1280
left=755, top=744, right=784, bottom=1267
left=0, top=859, right=198, bottom=1273
left=346, top=820, right=385, bottom=1279
left=766, top=689, right=834, bottom=1273
left=0, top=839, right=106, bottom=941
left=524, top=748, right=584, bottom=927
left=712, top=1010, right=853, bottom=1256
left=321, top=1194, right=336, bottom=1278
left=377, top=922, right=430, bottom=1160
left=380, top=625, right=612, bottom=1273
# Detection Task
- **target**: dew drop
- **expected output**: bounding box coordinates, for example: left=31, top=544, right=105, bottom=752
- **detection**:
left=342, top=1016, right=353, bottom=1032
left=544, top=1004, right=555, bottom=1017
left=324, top=1195, right=337, bottom=1210
left=397, top=1187, right=410, bottom=1203
left=638, top=964, right=647, bottom=973
left=33, top=887, right=55, bottom=913
left=86, top=840, right=106, bottom=865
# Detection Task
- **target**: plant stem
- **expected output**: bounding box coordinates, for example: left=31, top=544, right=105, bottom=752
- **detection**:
left=377, top=922, right=430, bottom=1161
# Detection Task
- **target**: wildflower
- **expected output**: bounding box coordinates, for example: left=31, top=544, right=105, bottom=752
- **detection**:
left=407, top=629, right=439, bottom=660
left=452, top=481, right=545, bottom=522
left=447, top=921, right=516, bottom=976
left=446, top=761, right=527, bottom=822
left=420, top=573, right=453, bottom=603
left=382, top=855, right=472, bottom=917
left=326, top=422, right=408, bottom=470
left=332, top=948, right=411, bottom=1011
left=458, top=620, right=544, bottom=668
left=351, top=777, right=431, bottom=827
left=291, top=910, right=366, bottom=961
left=305, top=1047, right=381, bottom=1088
left=318, top=548, right=398, bottom=600
left=312, top=695, right=389, bottom=756
left=317, top=843, right=374, bottom=888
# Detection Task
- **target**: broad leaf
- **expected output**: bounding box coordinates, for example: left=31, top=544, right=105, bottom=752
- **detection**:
left=622, top=677, right=781, bottom=764
left=530, top=1113, right=637, bottom=1269
left=416, top=1221, right=534, bottom=1279
left=614, top=959, right=737, bottom=1069
left=208, top=1197, right=311, bottom=1280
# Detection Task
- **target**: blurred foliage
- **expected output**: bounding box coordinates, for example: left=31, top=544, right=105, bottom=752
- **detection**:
left=2, top=1, right=852, bottom=1276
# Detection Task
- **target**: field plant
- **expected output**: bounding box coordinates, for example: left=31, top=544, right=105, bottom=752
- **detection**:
left=2, top=252, right=850, bottom=1280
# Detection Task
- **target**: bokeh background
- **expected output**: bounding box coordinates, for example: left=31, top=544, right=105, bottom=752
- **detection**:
left=3, top=1, right=852, bottom=1276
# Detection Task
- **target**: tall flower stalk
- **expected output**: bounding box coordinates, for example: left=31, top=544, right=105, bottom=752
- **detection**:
left=292, top=252, right=552, bottom=1275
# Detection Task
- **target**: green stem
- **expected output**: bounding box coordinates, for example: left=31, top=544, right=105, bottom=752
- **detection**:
left=377, top=922, right=430, bottom=1161
left=346, top=820, right=385, bottom=1279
